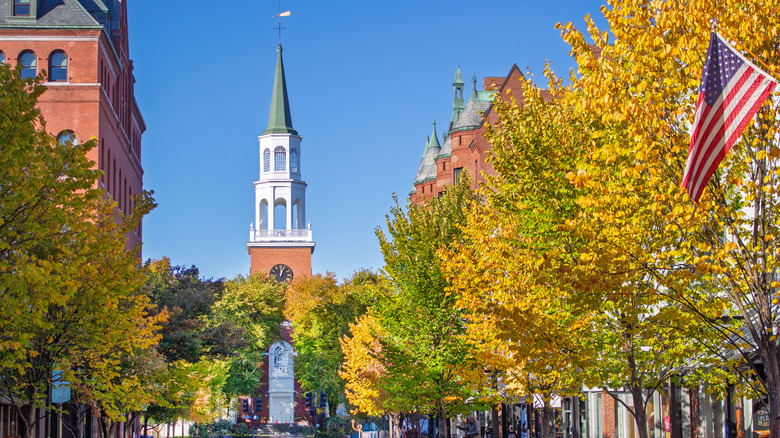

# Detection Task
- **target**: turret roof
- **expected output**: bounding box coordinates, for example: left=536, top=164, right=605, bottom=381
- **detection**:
left=414, top=121, right=441, bottom=185
left=0, top=0, right=106, bottom=28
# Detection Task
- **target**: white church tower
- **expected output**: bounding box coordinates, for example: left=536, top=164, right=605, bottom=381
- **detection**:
left=247, top=45, right=315, bottom=281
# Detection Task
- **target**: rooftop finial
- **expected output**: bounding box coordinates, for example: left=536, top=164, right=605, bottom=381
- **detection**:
left=272, top=0, right=291, bottom=45
left=469, top=73, right=479, bottom=101
left=428, top=120, right=440, bottom=148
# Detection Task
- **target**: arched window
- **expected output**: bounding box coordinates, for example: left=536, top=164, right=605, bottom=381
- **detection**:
left=290, top=149, right=298, bottom=173
left=48, top=51, right=67, bottom=82
left=259, top=200, right=269, bottom=230
left=274, top=199, right=287, bottom=229
left=56, top=130, right=78, bottom=146
left=19, top=51, right=36, bottom=79
left=292, top=199, right=304, bottom=229
left=263, top=148, right=271, bottom=172
left=0, top=52, right=5, bottom=64
left=274, top=146, right=286, bottom=171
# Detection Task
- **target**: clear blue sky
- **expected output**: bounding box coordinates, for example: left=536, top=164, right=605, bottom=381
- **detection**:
left=131, top=0, right=608, bottom=281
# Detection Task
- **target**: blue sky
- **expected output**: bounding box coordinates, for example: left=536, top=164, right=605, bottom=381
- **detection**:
left=131, top=0, right=608, bottom=281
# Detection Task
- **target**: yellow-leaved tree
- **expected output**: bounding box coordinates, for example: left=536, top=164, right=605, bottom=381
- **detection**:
left=447, top=0, right=780, bottom=437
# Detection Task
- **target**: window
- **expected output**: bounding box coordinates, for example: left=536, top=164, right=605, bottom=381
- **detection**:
left=290, top=149, right=298, bottom=173
left=453, top=167, right=463, bottom=185
left=274, top=146, right=286, bottom=171
left=56, top=130, right=78, bottom=146
left=48, top=51, right=67, bottom=82
left=19, top=50, right=36, bottom=79
left=274, top=200, right=287, bottom=229
left=0, top=52, right=5, bottom=64
left=13, top=0, right=30, bottom=16
left=263, top=148, right=270, bottom=172
left=259, top=200, right=269, bottom=230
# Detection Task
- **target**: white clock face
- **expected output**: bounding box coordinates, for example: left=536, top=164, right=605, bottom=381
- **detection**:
left=269, top=263, right=293, bottom=283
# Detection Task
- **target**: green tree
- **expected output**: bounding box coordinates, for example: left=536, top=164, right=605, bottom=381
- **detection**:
left=373, top=176, right=478, bottom=437
left=286, top=270, right=383, bottom=417
left=0, top=62, right=159, bottom=438
left=213, top=274, right=286, bottom=398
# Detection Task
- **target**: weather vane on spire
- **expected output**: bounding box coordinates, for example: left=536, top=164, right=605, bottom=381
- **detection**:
left=272, top=0, right=291, bottom=45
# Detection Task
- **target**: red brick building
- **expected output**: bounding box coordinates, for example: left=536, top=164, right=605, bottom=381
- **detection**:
left=0, top=0, right=145, bottom=248
left=410, top=65, right=527, bottom=204
left=0, top=1, right=144, bottom=437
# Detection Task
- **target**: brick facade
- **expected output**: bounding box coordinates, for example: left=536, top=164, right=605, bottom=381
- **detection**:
left=0, top=1, right=145, bottom=249
left=248, top=245, right=313, bottom=280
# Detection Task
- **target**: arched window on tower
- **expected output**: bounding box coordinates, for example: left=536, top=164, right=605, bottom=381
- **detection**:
left=0, top=51, right=5, bottom=64
left=48, top=50, right=67, bottom=82
left=274, top=199, right=287, bottom=230
left=19, top=50, right=36, bottom=79
left=292, top=199, right=304, bottom=229
left=290, top=149, right=298, bottom=173
left=259, top=200, right=269, bottom=230
left=274, top=146, right=286, bottom=171
left=263, top=148, right=271, bottom=172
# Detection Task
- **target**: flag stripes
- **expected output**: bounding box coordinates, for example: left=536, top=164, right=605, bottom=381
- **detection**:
left=682, top=32, right=777, bottom=202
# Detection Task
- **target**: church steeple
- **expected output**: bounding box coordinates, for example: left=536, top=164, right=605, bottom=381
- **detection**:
left=264, top=45, right=297, bottom=135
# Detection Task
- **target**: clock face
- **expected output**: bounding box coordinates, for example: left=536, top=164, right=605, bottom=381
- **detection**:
left=269, top=263, right=293, bottom=283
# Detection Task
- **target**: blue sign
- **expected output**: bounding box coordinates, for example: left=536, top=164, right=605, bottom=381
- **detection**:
left=52, top=370, right=71, bottom=403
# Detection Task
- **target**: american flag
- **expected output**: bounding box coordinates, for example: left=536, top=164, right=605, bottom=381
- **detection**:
left=682, top=32, right=777, bottom=202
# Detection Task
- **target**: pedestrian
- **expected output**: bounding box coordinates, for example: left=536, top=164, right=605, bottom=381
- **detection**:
left=506, top=426, right=516, bottom=438
left=457, top=415, right=479, bottom=438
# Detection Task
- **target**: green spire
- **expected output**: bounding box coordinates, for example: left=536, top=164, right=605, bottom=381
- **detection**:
left=451, top=66, right=465, bottom=125
left=428, top=121, right=440, bottom=148
left=264, top=45, right=297, bottom=135
left=453, top=66, right=464, bottom=86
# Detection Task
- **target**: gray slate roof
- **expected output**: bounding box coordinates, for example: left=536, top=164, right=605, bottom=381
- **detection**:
left=414, top=142, right=440, bottom=184
left=451, top=98, right=492, bottom=132
left=437, top=134, right=452, bottom=159
left=0, top=0, right=111, bottom=28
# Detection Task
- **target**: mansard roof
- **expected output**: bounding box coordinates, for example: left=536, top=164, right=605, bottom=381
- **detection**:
left=0, top=0, right=110, bottom=28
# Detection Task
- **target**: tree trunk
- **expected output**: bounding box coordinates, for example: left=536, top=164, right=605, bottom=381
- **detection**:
left=540, top=406, right=554, bottom=438
left=688, top=385, right=700, bottom=438
left=76, top=404, right=88, bottom=438
left=438, top=401, right=449, bottom=438
left=627, top=386, right=649, bottom=438
left=491, top=406, right=499, bottom=438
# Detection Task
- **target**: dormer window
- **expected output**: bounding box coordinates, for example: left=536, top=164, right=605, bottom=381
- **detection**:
left=13, top=0, right=30, bottom=16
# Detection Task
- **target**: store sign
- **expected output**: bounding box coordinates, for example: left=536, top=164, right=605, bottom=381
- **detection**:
left=531, top=394, right=561, bottom=409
